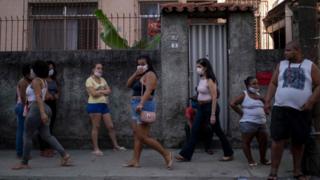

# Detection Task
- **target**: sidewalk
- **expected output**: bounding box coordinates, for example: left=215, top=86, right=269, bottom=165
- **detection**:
left=0, top=149, right=294, bottom=180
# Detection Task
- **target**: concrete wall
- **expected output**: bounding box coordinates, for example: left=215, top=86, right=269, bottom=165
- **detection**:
left=0, top=50, right=164, bottom=149
left=160, top=13, right=189, bottom=147
left=256, top=49, right=284, bottom=72
left=228, top=12, right=256, bottom=139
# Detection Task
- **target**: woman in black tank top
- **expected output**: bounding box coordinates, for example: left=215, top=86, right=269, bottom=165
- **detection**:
left=125, top=55, right=173, bottom=169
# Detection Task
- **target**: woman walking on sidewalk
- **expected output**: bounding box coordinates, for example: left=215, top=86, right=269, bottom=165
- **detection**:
left=125, top=55, right=173, bottom=169
left=230, top=76, right=270, bottom=167
left=175, top=58, right=233, bottom=162
left=86, top=63, right=125, bottom=156
left=12, top=60, right=71, bottom=170
left=38, top=61, right=60, bottom=157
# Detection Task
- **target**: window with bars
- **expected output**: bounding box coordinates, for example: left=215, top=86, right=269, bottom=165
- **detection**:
left=29, top=2, right=98, bottom=50
left=139, top=2, right=161, bottom=40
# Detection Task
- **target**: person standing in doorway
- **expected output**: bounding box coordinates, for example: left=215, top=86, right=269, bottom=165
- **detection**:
left=15, top=64, right=32, bottom=158
left=175, top=58, right=233, bottom=162
left=86, top=63, right=125, bottom=156
left=230, top=76, right=270, bottom=167
left=124, top=55, right=173, bottom=169
left=264, top=41, right=320, bottom=180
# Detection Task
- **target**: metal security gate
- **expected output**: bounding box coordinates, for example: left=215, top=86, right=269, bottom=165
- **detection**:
left=189, top=23, right=228, bottom=131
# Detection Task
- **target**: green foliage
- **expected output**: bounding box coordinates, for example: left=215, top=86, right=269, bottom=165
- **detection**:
left=95, top=9, right=160, bottom=50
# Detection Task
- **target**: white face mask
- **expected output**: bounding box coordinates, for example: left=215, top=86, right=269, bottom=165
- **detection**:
left=48, top=69, right=54, bottom=76
left=30, top=69, right=36, bottom=79
left=94, top=70, right=102, bottom=77
left=248, top=87, right=259, bottom=94
left=137, top=65, right=148, bottom=72
left=196, top=67, right=203, bottom=75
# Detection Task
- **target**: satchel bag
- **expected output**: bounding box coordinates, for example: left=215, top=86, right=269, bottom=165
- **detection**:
left=140, top=76, right=156, bottom=123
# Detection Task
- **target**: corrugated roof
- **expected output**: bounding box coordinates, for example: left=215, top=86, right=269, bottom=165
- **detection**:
left=161, top=2, right=255, bottom=13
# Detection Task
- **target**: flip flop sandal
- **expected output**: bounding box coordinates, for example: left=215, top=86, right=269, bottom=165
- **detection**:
left=175, top=154, right=189, bottom=162
left=113, top=146, right=127, bottom=152
left=122, top=162, right=140, bottom=168
left=60, top=154, right=72, bottom=166
left=91, top=150, right=104, bottom=156
left=267, top=173, right=278, bottom=180
left=260, top=160, right=271, bottom=165
left=219, top=156, right=234, bottom=161
left=248, top=162, right=258, bottom=167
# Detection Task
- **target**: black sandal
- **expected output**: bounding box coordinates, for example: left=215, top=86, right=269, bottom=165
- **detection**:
left=267, top=173, right=278, bottom=180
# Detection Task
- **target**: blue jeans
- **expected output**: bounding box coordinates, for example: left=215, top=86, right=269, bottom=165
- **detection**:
left=179, top=103, right=233, bottom=160
left=131, top=99, right=156, bottom=124
left=15, top=103, right=24, bottom=157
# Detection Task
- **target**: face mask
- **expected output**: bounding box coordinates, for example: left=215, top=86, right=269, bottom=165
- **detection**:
left=30, top=69, right=36, bottom=79
left=137, top=65, right=148, bottom=72
left=48, top=69, right=54, bottom=76
left=196, top=67, right=203, bottom=75
left=142, top=65, right=148, bottom=72
left=248, top=87, right=259, bottom=94
left=94, top=70, right=102, bottom=77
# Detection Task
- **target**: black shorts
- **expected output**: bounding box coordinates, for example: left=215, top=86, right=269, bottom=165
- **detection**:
left=270, top=106, right=311, bottom=145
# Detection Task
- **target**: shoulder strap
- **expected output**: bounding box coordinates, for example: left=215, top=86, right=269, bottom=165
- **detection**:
left=140, top=75, right=146, bottom=96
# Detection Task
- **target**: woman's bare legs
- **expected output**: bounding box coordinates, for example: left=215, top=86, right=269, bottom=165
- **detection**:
left=136, top=123, right=173, bottom=168
left=90, top=114, right=103, bottom=155
left=102, top=114, right=124, bottom=150
left=125, top=122, right=143, bottom=167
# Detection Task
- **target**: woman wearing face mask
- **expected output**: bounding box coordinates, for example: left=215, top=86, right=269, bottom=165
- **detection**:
left=125, top=55, right=173, bottom=169
left=12, top=60, right=71, bottom=170
left=86, top=63, right=125, bottom=156
left=38, top=61, right=60, bottom=157
left=175, top=58, right=233, bottom=162
left=230, top=76, right=270, bottom=167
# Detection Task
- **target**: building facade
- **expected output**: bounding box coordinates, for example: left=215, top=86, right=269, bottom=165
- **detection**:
left=0, top=0, right=282, bottom=51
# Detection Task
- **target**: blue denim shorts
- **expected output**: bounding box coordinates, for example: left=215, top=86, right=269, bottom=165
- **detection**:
left=131, top=99, right=156, bottom=124
left=239, top=122, right=267, bottom=134
left=87, top=103, right=110, bottom=114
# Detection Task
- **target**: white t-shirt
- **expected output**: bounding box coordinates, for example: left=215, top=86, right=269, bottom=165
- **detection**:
left=274, top=59, right=313, bottom=110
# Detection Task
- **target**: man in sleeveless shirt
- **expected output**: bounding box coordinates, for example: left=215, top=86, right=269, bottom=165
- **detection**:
left=264, top=41, right=320, bottom=180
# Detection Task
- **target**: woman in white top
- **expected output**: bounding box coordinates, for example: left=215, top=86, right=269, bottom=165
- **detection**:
left=230, top=76, right=270, bottom=167
left=176, top=58, right=233, bottom=162
left=13, top=60, right=71, bottom=170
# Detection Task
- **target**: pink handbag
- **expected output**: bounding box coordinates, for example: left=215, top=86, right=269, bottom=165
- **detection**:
left=141, top=111, right=156, bottom=123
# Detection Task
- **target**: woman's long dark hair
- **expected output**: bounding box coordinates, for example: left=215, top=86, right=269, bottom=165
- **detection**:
left=196, top=58, right=217, bottom=83
left=136, top=55, right=157, bottom=77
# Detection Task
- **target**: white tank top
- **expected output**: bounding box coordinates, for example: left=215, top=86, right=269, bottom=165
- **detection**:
left=240, top=90, right=266, bottom=124
left=274, top=59, right=313, bottom=110
left=26, top=80, right=47, bottom=102
left=197, top=78, right=212, bottom=101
